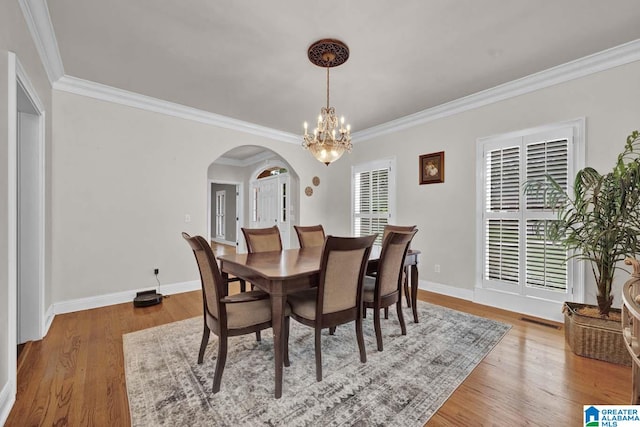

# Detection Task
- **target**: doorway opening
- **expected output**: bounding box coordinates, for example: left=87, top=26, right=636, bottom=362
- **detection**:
left=16, top=66, right=46, bottom=348
left=208, top=181, right=240, bottom=249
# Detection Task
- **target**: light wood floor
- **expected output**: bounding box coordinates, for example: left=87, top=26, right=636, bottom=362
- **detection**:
left=6, top=271, right=631, bottom=425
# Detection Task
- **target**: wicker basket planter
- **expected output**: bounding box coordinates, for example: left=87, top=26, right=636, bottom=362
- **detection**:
left=564, top=301, right=631, bottom=366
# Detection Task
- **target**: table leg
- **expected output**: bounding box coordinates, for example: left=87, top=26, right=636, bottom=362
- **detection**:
left=410, top=264, right=419, bottom=323
left=271, top=290, right=286, bottom=398
left=221, top=272, right=229, bottom=297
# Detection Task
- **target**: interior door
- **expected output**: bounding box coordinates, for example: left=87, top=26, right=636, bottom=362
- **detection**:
left=250, top=173, right=291, bottom=248
left=215, top=190, right=225, bottom=239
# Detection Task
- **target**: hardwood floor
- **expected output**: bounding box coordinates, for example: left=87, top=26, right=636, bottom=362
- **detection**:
left=6, top=287, right=631, bottom=426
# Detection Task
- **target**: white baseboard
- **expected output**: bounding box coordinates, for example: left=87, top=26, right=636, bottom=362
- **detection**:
left=52, top=280, right=200, bottom=315
left=474, top=287, right=564, bottom=322
left=44, top=304, right=54, bottom=336
left=0, top=380, right=16, bottom=427
left=418, top=280, right=563, bottom=322
left=211, top=238, right=236, bottom=247
left=418, top=279, right=474, bottom=301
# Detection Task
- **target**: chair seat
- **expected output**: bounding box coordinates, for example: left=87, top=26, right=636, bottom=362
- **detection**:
left=226, top=291, right=291, bottom=329
left=287, top=288, right=318, bottom=320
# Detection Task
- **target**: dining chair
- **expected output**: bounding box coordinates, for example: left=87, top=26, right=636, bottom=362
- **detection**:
left=382, top=224, right=417, bottom=308
left=286, top=234, right=376, bottom=382
left=242, top=225, right=283, bottom=253
left=241, top=225, right=284, bottom=340
left=182, top=232, right=290, bottom=393
left=363, top=230, right=418, bottom=351
left=294, top=224, right=326, bottom=248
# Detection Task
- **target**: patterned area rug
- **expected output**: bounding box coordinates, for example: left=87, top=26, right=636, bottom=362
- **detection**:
left=123, top=301, right=510, bottom=426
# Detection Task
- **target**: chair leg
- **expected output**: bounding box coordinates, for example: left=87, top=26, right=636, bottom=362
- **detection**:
left=397, top=299, right=407, bottom=336
left=212, top=335, right=228, bottom=393
left=384, top=307, right=389, bottom=319
left=239, top=279, right=246, bottom=293
left=374, top=306, right=384, bottom=352
left=198, top=324, right=210, bottom=364
left=256, top=331, right=261, bottom=342
left=404, top=268, right=411, bottom=308
left=315, top=328, right=322, bottom=382
left=363, top=308, right=367, bottom=318
left=329, top=326, right=336, bottom=335
left=284, top=318, right=290, bottom=367
left=356, top=315, right=367, bottom=363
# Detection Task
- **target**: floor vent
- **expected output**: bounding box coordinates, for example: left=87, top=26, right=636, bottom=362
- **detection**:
left=519, top=317, right=561, bottom=329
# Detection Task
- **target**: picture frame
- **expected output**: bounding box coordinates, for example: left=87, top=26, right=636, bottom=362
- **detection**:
left=419, top=151, right=444, bottom=185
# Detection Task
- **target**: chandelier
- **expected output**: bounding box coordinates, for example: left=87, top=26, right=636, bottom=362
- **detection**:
left=302, top=39, right=352, bottom=166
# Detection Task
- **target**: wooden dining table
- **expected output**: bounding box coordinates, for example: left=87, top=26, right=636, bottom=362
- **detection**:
left=218, top=246, right=420, bottom=398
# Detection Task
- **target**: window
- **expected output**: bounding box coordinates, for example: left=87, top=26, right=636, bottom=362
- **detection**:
left=478, top=119, right=584, bottom=304
left=352, top=159, right=395, bottom=245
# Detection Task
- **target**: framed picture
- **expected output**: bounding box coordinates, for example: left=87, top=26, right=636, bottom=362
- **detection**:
left=419, top=151, right=444, bottom=184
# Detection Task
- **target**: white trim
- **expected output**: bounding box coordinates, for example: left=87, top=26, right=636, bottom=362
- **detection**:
left=53, top=75, right=299, bottom=144
left=207, top=180, right=244, bottom=252
left=16, top=59, right=47, bottom=341
left=5, top=51, right=18, bottom=426
left=17, top=0, right=64, bottom=83
left=44, top=304, right=54, bottom=336
left=0, top=381, right=15, bottom=427
left=474, top=287, right=564, bottom=322
left=214, top=150, right=278, bottom=167
left=16, top=2, right=640, bottom=143
left=52, top=281, right=200, bottom=315
left=419, top=280, right=474, bottom=301
left=354, top=39, right=640, bottom=142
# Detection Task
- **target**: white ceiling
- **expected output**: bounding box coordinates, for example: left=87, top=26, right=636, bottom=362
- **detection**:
left=45, top=0, right=640, bottom=137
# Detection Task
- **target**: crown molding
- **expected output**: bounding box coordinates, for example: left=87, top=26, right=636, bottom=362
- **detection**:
left=214, top=150, right=277, bottom=167
left=18, top=0, right=64, bottom=84
left=53, top=75, right=300, bottom=144
left=24, top=0, right=640, bottom=147
left=353, top=38, right=640, bottom=142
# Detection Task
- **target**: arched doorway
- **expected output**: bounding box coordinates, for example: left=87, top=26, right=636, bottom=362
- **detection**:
left=248, top=161, right=296, bottom=248
left=207, top=146, right=299, bottom=252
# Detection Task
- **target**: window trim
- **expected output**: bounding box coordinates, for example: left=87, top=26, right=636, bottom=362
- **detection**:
left=475, top=118, right=586, bottom=306
left=351, top=158, right=396, bottom=244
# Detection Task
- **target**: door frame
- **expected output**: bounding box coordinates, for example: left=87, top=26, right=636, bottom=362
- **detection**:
left=207, top=179, right=244, bottom=252
left=5, top=51, right=46, bottom=419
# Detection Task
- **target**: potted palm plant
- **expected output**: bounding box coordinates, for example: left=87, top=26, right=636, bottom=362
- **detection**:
left=528, top=130, right=640, bottom=364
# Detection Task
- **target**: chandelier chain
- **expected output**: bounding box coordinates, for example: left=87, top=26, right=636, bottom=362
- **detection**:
left=326, top=67, right=330, bottom=109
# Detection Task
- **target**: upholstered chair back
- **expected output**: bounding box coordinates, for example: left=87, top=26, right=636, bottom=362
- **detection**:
left=294, top=225, right=326, bottom=248
left=242, top=226, right=283, bottom=253
left=182, top=233, right=221, bottom=319
left=378, top=230, right=418, bottom=296
left=317, top=235, right=376, bottom=314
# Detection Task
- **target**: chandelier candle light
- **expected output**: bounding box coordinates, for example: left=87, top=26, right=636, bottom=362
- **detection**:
left=302, top=39, right=352, bottom=166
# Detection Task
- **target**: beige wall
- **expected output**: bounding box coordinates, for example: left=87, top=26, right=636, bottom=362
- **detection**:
left=51, top=59, right=640, bottom=309
left=326, top=60, right=640, bottom=305
left=51, top=91, right=333, bottom=301
left=1, top=0, right=52, bottom=411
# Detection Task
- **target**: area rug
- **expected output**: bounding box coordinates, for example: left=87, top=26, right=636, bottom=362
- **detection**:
left=123, top=301, right=510, bottom=426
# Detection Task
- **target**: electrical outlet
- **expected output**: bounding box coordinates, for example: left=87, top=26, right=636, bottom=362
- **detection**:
left=434, top=264, right=441, bottom=273
left=154, top=268, right=159, bottom=275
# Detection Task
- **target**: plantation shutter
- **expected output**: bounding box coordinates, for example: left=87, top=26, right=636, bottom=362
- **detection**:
left=525, top=139, right=569, bottom=291
left=353, top=163, right=391, bottom=245
left=484, top=145, right=520, bottom=283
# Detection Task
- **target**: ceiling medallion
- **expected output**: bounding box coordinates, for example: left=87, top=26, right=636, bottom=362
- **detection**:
left=302, top=39, right=352, bottom=166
